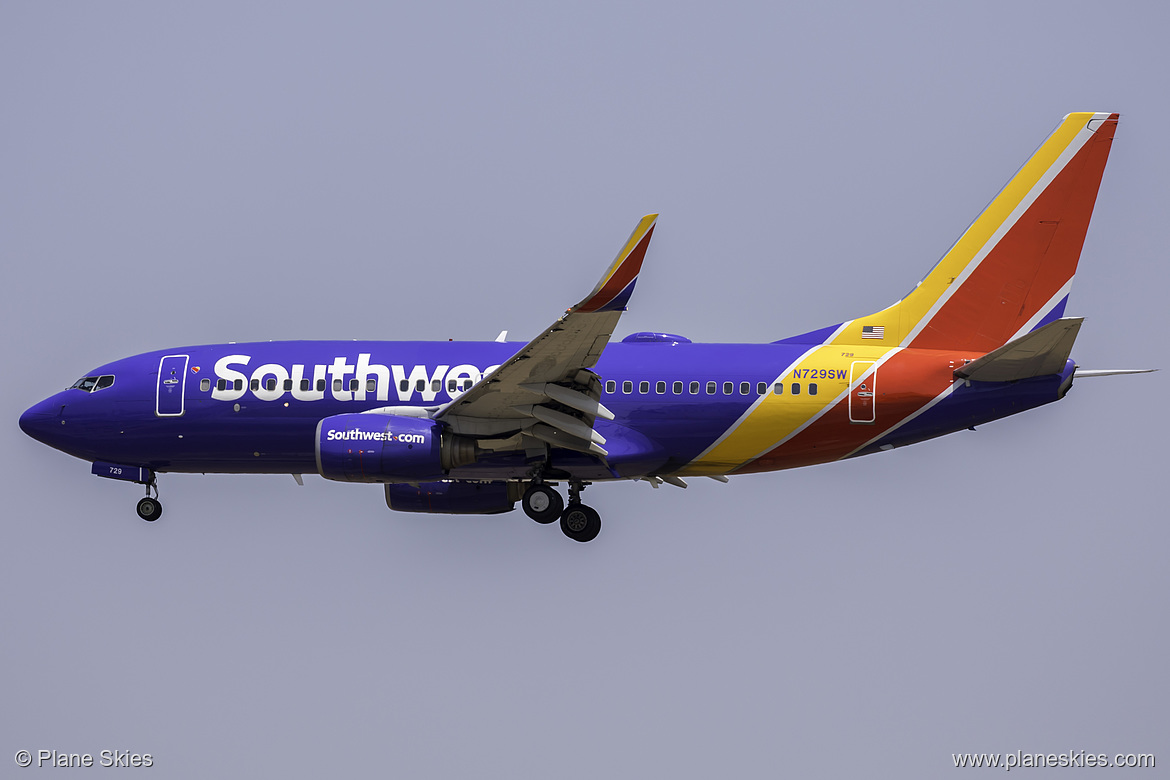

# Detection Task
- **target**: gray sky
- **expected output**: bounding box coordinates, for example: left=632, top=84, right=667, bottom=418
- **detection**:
left=2, top=2, right=1166, bottom=777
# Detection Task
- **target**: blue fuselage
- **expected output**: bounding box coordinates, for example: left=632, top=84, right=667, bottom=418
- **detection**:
left=19, top=339, right=1072, bottom=482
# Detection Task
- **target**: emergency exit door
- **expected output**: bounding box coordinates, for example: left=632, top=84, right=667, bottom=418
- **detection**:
left=848, top=360, right=877, bottom=424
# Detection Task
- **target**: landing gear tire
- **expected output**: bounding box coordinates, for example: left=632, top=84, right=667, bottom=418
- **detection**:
left=522, top=484, right=564, bottom=524
left=560, top=503, right=601, bottom=543
left=137, top=496, right=163, bottom=522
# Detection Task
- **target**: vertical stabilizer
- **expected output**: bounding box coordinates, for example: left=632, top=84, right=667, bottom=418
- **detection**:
left=834, top=112, right=1118, bottom=352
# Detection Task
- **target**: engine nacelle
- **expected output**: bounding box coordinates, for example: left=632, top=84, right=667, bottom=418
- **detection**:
left=315, top=414, right=476, bottom=483
left=385, top=481, right=522, bottom=515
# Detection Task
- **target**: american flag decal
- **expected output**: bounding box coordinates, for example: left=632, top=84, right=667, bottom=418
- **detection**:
left=862, top=325, right=885, bottom=339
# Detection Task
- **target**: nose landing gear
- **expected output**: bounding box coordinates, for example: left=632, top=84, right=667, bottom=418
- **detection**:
left=89, top=461, right=164, bottom=522
left=136, top=476, right=163, bottom=522
left=136, top=496, right=162, bottom=521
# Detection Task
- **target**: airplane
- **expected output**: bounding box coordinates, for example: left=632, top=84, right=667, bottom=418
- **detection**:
left=19, top=112, right=1154, bottom=542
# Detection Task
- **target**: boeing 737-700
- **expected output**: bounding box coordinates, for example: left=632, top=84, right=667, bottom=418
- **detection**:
left=19, top=112, right=1152, bottom=541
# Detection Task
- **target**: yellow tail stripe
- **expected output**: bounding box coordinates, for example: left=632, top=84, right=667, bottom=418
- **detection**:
left=829, top=113, right=1094, bottom=348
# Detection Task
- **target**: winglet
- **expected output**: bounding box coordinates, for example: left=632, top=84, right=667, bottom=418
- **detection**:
left=574, top=214, right=658, bottom=313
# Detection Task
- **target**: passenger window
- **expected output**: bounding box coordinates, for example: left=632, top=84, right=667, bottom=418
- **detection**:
left=774, top=383, right=783, bottom=395
left=432, top=379, right=441, bottom=392
left=265, top=378, right=276, bottom=391
left=200, top=378, right=211, bottom=392
left=400, top=379, right=409, bottom=392
left=350, top=379, right=359, bottom=391
left=283, top=379, right=293, bottom=391
left=655, top=381, right=666, bottom=394
left=706, top=381, right=716, bottom=395
left=605, top=380, right=616, bottom=394
left=217, top=379, right=227, bottom=391
left=809, top=383, right=818, bottom=396
left=673, top=381, right=683, bottom=395
left=757, top=382, right=767, bottom=395
left=740, top=381, right=750, bottom=395
left=462, top=380, right=473, bottom=391
left=792, top=383, right=801, bottom=395
left=333, top=379, right=343, bottom=392
left=300, top=379, right=310, bottom=391
left=316, top=379, right=325, bottom=392
left=622, top=381, right=633, bottom=394
left=639, top=381, right=649, bottom=394
left=447, top=379, right=457, bottom=392
left=689, top=381, right=699, bottom=395
left=416, top=379, right=425, bottom=391
left=250, top=379, right=260, bottom=391
left=722, top=381, right=733, bottom=395
left=235, top=379, right=244, bottom=391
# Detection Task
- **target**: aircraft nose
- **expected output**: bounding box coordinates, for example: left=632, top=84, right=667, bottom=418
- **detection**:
left=19, top=397, right=65, bottom=445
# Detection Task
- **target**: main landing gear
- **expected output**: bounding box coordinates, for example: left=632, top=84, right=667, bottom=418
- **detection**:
left=521, top=481, right=600, bottom=542
left=560, top=502, right=601, bottom=543
left=521, top=483, right=563, bottom=524
left=136, top=477, right=163, bottom=522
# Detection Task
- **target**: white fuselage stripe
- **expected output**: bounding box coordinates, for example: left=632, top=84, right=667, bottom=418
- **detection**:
left=1008, top=279, right=1075, bottom=342
left=687, top=345, right=824, bottom=465
left=738, top=347, right=905, bottom=467
left=841, top=378, right=959, bottom=459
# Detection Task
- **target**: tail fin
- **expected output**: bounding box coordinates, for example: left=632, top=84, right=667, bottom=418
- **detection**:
left=834, top=112, right=1118, bottom=352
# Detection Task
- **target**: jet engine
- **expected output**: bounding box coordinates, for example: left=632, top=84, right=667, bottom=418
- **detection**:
left=315, top=414, right=477, bottom=483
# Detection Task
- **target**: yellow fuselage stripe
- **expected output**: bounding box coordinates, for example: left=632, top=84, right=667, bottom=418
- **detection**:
left=678, top=344, right=895, bottom=474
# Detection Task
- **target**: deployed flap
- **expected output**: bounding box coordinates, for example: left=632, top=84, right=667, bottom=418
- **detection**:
left=955, top=317, right=1083, bottom=382
left=435, top=215, right=658, bottom=444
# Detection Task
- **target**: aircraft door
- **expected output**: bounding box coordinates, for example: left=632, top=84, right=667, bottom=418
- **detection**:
left=156, top=354, right=189, bottom=417
left=848, top=360, right=876, bottom=424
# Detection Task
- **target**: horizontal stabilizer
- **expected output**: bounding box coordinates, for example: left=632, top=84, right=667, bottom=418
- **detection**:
left=955, top=318, right=1083, bottom=382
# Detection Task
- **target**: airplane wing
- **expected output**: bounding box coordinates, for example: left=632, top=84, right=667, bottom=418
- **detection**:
left=434, top=214, right=658, bottom=457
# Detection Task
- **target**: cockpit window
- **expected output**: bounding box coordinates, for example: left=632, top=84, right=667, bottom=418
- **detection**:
left=70, top=375, right=115, bottom=393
